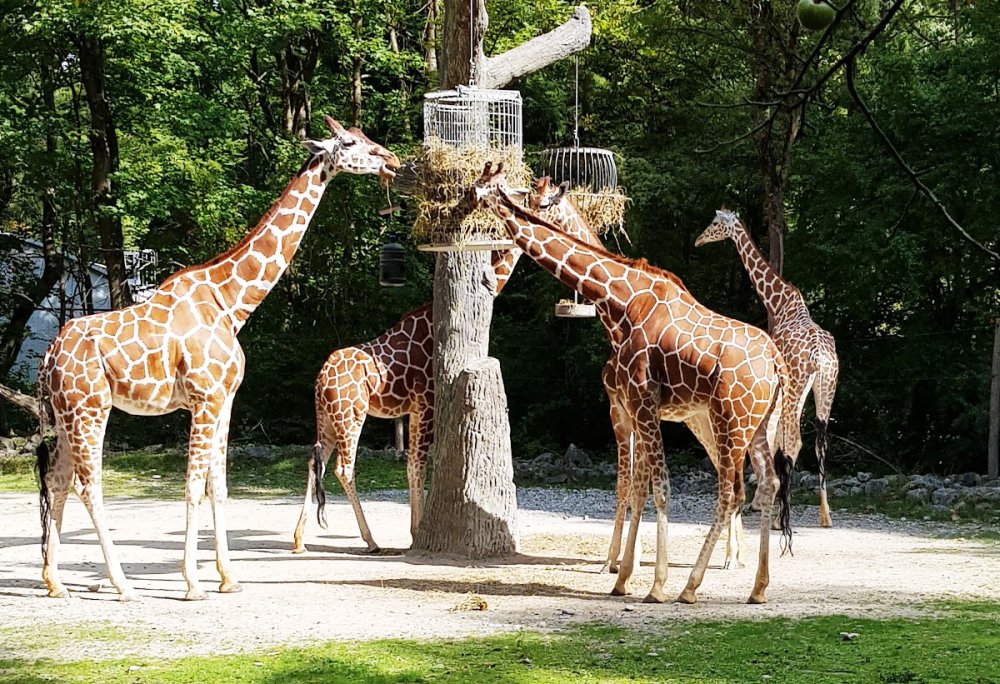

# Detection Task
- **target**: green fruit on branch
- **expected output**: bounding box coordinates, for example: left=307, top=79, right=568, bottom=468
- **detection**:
left=797, top=0, right=836, bottom=30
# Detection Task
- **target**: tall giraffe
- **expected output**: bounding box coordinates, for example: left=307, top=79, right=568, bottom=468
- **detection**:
left=696, top=209, right=839, bottom=527
left=530, top=180, right=755, bottom=573
left=34, top=117, right=399, bottom=601
left=292, top=177, right=606, bottom=554
left=462, top=164, right=793, bottom=604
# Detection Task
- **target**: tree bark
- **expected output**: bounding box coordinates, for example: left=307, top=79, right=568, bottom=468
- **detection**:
left=989, top=316, right=1000, bottom=480
left=0, top=60, right=64, bottom=379
left=278, top=35, right=319, bottom=139
left=412, top=2, right=590, bottom=558
left=76, top=33, right=131, bottom=309
left=351, top=15, right=363, bottom=128
left=748, top=1, right=800, bottom=275
left=423, top=0, right=438, bottom=77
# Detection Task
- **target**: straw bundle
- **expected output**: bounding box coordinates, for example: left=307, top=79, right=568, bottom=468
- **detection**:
left=567, top=186, right=630, bottom=235
left=411, top=138, right=533, bottom=248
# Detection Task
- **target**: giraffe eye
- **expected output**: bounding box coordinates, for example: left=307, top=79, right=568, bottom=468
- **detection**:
left=341, top=139, right=357, bottom=148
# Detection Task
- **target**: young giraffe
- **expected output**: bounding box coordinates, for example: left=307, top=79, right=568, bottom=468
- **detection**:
left=462, top=164, right=794, bottom=604
left=696, top=209, right=839, bottom=527
left=34, top=117, right=399, bottom=601
left=292, top=178, right=606, bottom=553
left=529, top=181, right=756, bottom=573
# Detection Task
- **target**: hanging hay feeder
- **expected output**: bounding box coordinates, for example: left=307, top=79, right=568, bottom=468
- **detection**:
left=537, top=147, right=629, bottom=235
left=412, top=87, right=528, bottom=251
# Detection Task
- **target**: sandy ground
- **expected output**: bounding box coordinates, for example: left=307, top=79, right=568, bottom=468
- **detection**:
left=0, top=490, right=997, bottom=662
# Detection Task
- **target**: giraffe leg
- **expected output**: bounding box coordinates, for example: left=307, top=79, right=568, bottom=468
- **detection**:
left=292, top=440, right=334, bottom=554
left=749, top=424, right=779, bottom=604
left=643, top=461, right=670, bottom=604
left=770, top=373, right=809, bottom=530
left=77, top=469, right=137, bottom=601
left=603, top=397, right=634, bottom=574
left=204, top=397, right=240, bottom=594
left=814, top=363, right=838, bottom=529
left=679, top=440, right=739, bottom=605
left=41, top=438, right=73, bottom=599
left=611, top=474, right=648, bottom=597
left=406, top=407, right=432, bottom=541
left=335, top=425, right=379, bottom=553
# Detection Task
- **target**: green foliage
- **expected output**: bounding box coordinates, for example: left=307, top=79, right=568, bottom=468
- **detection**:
left=1, top=0, right=998, bottom=475
left=3, top=612, right=999, bottom=682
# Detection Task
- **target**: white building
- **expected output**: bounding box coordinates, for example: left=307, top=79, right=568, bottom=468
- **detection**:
left=0, top=234, right=157, bottom=381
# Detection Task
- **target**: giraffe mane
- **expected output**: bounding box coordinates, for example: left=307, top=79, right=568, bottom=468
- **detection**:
left=501, top=193, right=689, bottom=292
left=161, top=157, right=324, bottom=287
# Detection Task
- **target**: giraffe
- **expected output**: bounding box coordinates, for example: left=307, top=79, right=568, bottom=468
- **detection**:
left=696, top=209, right=839, bottom=527
left=461, top=164, right=794, bottom=604
left=33, top=117, right=400, bottom=601
left=291, top=177, right=606, bottom=554
left=529, top=180, right=756, bottom=573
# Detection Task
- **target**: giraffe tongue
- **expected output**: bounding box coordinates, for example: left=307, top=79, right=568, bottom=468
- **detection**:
left=378, top=165, right=397, bottom=187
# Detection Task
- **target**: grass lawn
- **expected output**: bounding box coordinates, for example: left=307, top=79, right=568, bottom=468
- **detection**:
left=0, top=445, right=409, bottom=499
left=2, top=610, right=999, bottom=683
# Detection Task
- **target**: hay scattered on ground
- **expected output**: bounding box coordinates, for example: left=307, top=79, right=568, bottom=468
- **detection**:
left=411, top=139, right=532, bottom=247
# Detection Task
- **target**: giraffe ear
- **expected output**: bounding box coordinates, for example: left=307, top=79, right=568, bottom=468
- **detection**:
left=324, top=116, right=347, bottom=136
left=555, top=181, right=570, bottom=200
left=302, top=138, right=332, bottom=156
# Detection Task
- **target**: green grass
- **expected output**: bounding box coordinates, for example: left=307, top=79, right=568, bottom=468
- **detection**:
left=792, top=489, right=1000, bottom=527
left=0, top=445, right=409, bottom=498
left=2, top=612, right=999, bottom=683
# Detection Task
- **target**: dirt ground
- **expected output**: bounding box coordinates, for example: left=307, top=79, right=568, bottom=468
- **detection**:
left=0, top=491, right=997, bottom=663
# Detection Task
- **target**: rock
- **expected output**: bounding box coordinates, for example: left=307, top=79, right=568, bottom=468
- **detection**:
left=857, top=472, right=872, bottom=483
left=597, top=462, right=617, bottom=478
left=564, top=444, right=592, bottom=469
left=545, top=473, right=568, bottom=485
left=850, top=486, right=863, bottom=496
left=955, top=472, right=980, bottom=488
left=840, top=632, right=859, bottom=641
left=931, top=488, right=960, bottom=506
left=799, top=473, right=819, bottom=489
left=699, top=457, right=715, bottom=473
left=906, top=487, right=930, bottom=503
left=244, top=445, right=276, bottom=461
left=944, top=477, right=955, bottom=487
left=864, top=479, right=888, bottom=498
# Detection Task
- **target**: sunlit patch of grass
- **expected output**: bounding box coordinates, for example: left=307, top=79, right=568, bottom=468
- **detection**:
left=2, top=612, right=998, bottom=682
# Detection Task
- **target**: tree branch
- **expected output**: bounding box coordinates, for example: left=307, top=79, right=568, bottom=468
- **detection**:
left=845, top=57, right=1000, bottom=262
left=0, top=382, right=39, bottom=420
left=478, top=6, right=591, bottom=90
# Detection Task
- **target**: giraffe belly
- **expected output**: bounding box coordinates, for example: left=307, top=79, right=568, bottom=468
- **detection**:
left=111, top=393, right=180, bottom=416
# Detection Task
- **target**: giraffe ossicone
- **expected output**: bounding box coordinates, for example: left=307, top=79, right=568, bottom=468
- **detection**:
left=34, top=118, right=398, bottom=602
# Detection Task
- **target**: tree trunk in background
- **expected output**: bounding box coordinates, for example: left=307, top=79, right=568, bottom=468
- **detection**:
left=748, top=1, right=801, bottom=275
left=411, top=0, right=590, bottom=558
left=76, top=33, right=131, bottom=309
left=423, top=0, right=438, bottom=77
left=278, top=35, right=319, bottom=139
left=351, top=15, right=363, bottom=127
left=989, top=316, right=1000, bottom=480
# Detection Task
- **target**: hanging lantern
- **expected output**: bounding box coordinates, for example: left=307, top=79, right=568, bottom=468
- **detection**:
left=379, top=234, right=406, bottom=287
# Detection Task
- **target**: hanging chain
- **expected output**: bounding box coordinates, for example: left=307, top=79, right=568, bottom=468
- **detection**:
left=468, top=0, right=476, bottom=85
left=573, top=55, right=580, bottom=148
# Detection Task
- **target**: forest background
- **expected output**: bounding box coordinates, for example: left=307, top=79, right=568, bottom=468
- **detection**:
left=1, top=0, right=997, bottom=475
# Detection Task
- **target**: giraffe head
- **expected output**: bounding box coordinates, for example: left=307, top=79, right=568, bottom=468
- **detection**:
left=302, top=116, right=400, bottom=186
left=695, top=207, right=741, bottom=247
left=455, top=162, right=525, bottom=218
left=527, top=176, right=570, bottom=213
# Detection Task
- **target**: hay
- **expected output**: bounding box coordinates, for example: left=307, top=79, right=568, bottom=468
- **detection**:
left=410, top=138, right=533, bottom=247
left=567, top=186, right=630, bottom=235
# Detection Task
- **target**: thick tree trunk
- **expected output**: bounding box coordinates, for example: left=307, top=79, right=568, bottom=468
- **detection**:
left=411, top=1, right=590, bottom=558
left=351, top=15, right=363, bottom=128
left=76, top=33, right=131, bottom=309
left=0, top=61, right=64, bottom=379
left=423, top=0, right=438, bottom=77
left=989, top=316, right=1000, bottom=480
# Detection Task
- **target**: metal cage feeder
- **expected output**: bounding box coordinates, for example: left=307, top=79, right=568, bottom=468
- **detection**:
left=414, top=86, right=525, bottom=252
left=379, top=234, right=406, bottom=287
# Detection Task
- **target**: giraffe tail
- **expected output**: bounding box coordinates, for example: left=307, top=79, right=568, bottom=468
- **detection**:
left=34, top=371, right=55, bottom=562
left=312, top=444, right=328, bottom=529
left=775, top=448, right=794, bottom=556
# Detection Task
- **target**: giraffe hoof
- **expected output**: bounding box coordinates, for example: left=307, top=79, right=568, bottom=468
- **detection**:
left=185, top=589, right=209, bottom=601
left=642, top=591, right=666, bottom=604
left=219, top=582, right=243, bottom=594
left=747, top=593, right=767, bottom=605
left=676, top=590, right=697, bottom=605
left=291, top=545, right=306, bottom=554
left=610, top=584, right=631, bottom=597
left=599, top=562, right=619, bottom=574
left=118, top=592, right=140, bottom=603
left=819, top=514, right=833, bottom=528
left=723, top=560, right=745, bottom=571
left=47, top=587, right=71, bottom=599
left=364, top=545, right=382, bottom=555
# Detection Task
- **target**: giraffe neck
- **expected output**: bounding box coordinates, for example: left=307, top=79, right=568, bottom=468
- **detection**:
left=491, top=248, right=523, bottom=295
left=498, top=200, right=645, bottom=307
left=731, top=223, right=792, bottom=322
left=206, top=158, right=332, bottom=331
